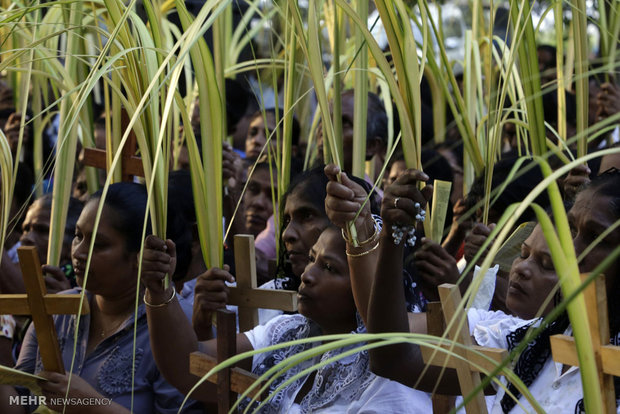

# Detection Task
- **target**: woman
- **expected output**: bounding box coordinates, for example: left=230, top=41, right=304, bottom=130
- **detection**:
left=142, top=226, right=430, bottom=412
left=245, top=108, right=300, bottom=161
left=0, top=183, right=199, bottom=414
left=365, top=169, right=620, bottom=413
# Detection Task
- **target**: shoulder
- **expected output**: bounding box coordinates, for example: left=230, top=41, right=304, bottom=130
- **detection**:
left=244, top=314, right=310, bottom=350
left=467, top=308, right=532, bottom=349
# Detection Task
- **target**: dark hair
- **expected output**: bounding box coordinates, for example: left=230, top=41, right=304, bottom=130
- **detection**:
left=226, top=78, right=250, bottom=133
left=277, top=165, right=380, bottom=288
left=340, top=90, right=389, bottom=146
left=14, top=162, right=35, bottom=211
left=90, top=182, right=151, bottom=252
left=249, top=108, right=301, bottom=146
left=366, top=92, right=389, bottom=145
left=466, top=157, right=551, bottom=223
left=35, top=193, right=83, bottom=241
left=542, top=89, right=577, bottom=126
left=167, top=170, right=195, bottom=281
left=587, top=167, right=620, bottom=218
left=284, top=164, right=380, bottom=217
left=537, top=44, right=557, bottom=69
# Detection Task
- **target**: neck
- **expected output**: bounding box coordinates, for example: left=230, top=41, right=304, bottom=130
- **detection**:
left=93, top=288, right=140, bottom=316
left=318, top=316, right=358, bottom=336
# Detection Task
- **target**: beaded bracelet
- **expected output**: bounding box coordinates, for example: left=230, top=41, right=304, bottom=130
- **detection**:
left=391, top=203, right=426, bottom=247
left=144, top=288, right=176, bottom=308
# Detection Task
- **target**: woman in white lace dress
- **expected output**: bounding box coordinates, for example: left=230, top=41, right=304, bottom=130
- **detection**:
left=365, top=168, right=620, bottom=413
left=141, top=226, right=432, bottom=412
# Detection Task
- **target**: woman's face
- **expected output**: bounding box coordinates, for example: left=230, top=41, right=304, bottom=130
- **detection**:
left=297, top=228, right=356, bottom=332
left=506, top=225, right=559, bottom=320
left=243, top=167, right=274, bottom=237
left=245, top=113, right=277, bottom=160
left=20, top=200, right=51, bottom=265
left=282, top=189, right=330, bottom=277
left=71, top=201, right=137, bottom=294
left=568, top=188, right=620, bottom=283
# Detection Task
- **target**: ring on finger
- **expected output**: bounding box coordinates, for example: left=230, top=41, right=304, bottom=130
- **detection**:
left=394, top=197, right=401, bottom=209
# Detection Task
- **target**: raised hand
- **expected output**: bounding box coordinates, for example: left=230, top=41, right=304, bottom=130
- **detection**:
left=324, top=164, right=374, bottom=241
left=141, top=235, right=176, bottom=303
left=596, top=81, right=620, bottom=120
left=463, top=222, right=496, bottom=266
left=192, top=266, right=235, bottom=341
left=563, top=164, right=591, bottom=201
left=41, top=265, right=71, bottom=294
left=414, top=238, right=460, bottom=301
left=381, top=169, right=431, bottom=232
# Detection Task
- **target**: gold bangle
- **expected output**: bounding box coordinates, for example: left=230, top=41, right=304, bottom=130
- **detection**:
left=144, top=288, right=176, bottom=308
left=346, top=241, right=380, bottom=257
left=342, top=216, right=379, bottom=246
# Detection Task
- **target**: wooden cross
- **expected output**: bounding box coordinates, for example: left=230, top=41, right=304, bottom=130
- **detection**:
left=228, top=235, right=298, bottom=332
left=550, top=274, right=620, bottom=414
left=82, top=111, right=144, bottom=182
left=426, top=301, right=456, bottom=414
left=82, top=132, right=144, bottom=182
left=421, top=283, right=508, bottom=414
left=0, top=246, right=89, bottom=373
left=189, top=309, right=264, bottom=414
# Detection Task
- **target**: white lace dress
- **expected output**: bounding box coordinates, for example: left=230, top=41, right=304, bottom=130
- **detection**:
left=467, top=308, right=620, bottom=414
left=243, top=313, right=432, bottom=413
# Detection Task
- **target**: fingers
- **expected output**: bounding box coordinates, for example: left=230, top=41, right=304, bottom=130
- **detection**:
left=326, top=179, right=355, bottom=202
left=194, top=268, right=235, bottom=312
left=142, top=235, right=174, bottom=287
left=195, top=267, right=235, bottom=287
left=145, top=234, right=166, bottom=249
left=471, top=223, right=492, bottom=237
left=324, top=163, right=340, bottom=181
left=41, top=265, right=65, bottom=281
left=393, top=169, right=429, bottom=186
left=38, top=371, right=66, bottom=394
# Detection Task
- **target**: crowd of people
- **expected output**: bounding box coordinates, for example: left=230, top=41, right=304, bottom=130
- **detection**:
left=0, top=39, right=618, bottom=413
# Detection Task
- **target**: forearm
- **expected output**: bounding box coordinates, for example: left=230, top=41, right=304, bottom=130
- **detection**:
left=346, top=215, right=378, bottom=325
left=368, top=233, right=462, bottom=393
left=0, top=385, right=25, bottom=414
left=368, top=231, right=417, bottom=380
left=145, top=289, right=214, bottom=399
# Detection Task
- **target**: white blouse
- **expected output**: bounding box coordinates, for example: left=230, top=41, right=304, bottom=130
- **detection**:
left=244, top=314, right=432, bottom=413
left=467, top=308, right=620, bottom=414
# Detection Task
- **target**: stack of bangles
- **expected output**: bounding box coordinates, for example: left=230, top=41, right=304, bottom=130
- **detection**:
left=343, top=215, right=382, bottom=257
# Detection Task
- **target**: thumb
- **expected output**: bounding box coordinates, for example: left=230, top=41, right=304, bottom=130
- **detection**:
left=41, top=265, right=65, bottom=281
left=339, top=171, right=366, bottom=197
left=165, top=239, right=176, bottom=258
left=324, top=163, right=341, bottom=182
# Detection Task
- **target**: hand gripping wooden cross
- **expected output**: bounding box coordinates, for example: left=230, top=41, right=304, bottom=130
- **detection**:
left=550, top=274, right=620, bottom=414
left=190, top=309, right=264, bottom=414
left=227, top=234, right=297, bottom=332
left=0, top=246, right=89, bottom=373
left=421, top=283, right=508, bottom=414
left=189, top=235, right=298, bottom=413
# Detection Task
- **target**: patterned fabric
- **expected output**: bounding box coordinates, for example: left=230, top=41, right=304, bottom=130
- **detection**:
left=500, top=314, right=570, bottom=413
left=243, top=313, right=375, bottom=413
left=15, top=288, right=201, bottom=414
left=0, top=315, right=15, bottom=339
